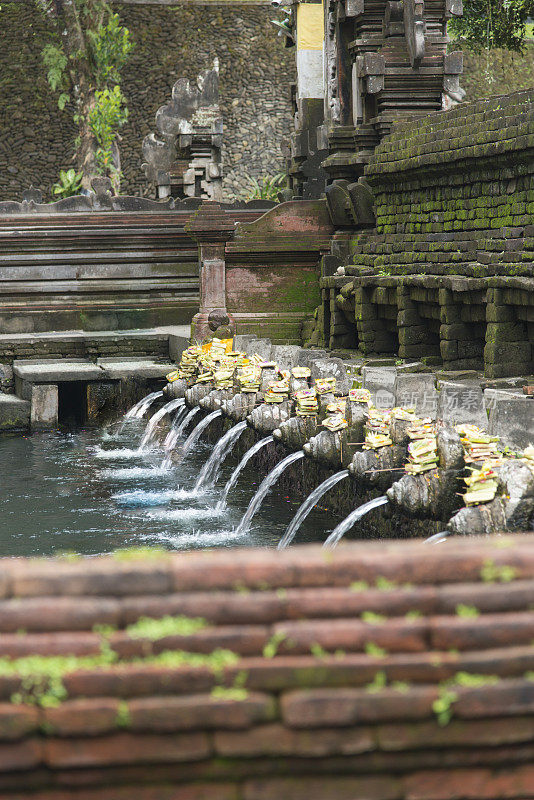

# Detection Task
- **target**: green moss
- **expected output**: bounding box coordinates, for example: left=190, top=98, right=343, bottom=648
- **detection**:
left=112, top=546, right=170, bottom=560
left=126, top=614, right=208, bottom=640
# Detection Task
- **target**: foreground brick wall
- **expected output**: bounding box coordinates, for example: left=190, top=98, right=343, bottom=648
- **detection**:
left=0, top=537, right=533, bottom=799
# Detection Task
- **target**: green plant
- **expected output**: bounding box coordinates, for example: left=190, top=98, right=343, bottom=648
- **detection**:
left=364, top=642, right=387, bottom=658
left=244, top=173, right=286, bottom=202
left=310, top=643, right=329, bottom=659
left=36, top=0, right=133, bottom=189
left=116, top=700, right=131, bottom=728
left=433, top=672, right=499, bottom=726
left=87, top=85, right=128, bottom=177
left=349, top=580, right=369, bottom=592
left=365, top=670, right=387, bottom=693
left=51, top=169, right=83, bottom=199
left=361, top=611, right=387, bottom=624
left=112, top=546, right=169, bottom=561
left=88, top=12, right=133, bottom=87
left=432, top=686, right=458, bottom=726
left=449, top=0, right=534, bottom=52
left=375, top=577, right=397, bottom=591
left=455, top=604, right=480, bottom=618
left=263, top=631, right=287, bottom=658
left=126, top=615, right=207, bottom=640
left=405, top=610, right=423, bottom=620
left=480, top=559, right=517, bottom=583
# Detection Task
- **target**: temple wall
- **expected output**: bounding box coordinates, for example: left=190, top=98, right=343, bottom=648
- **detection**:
left=0, top=0, right=295, bottom=201
left=320, top=90, right=534, bottom=378
left=0, top=538, right=532, bottom=798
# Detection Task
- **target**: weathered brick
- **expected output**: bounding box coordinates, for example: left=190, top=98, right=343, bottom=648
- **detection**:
left=404, top=764, right=534, bottom=800
left=377, top=715, right=534, bottom=751
left=0, top=597, right=120, bottom=633
left=0, top=738, right=43, bottom=771
left=0, top=632, right=102, bottom=659
left=273, top=618, right=428, bottom=654
left=243, top=776, right=402, bottom=800
left=0, top=704, right=39, bottom=741
left=430, top=612, right=534, bottom=650
left=44, top=732, right=210, bottom=768
left=128, top=693, right=276, bottom=732
left=281, top=687, right=437, bottom=727
left=9, top=559, right=172, bottom=598
left=63, top=665, right=216, bottom=699
left=43, top=699, right=121, bottom=737
left=214, top=722, right=374, bottom=757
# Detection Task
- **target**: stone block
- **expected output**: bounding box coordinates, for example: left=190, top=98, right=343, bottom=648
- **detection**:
left=270, top=345, right=301, bottom=369
left=311, top=359, right=350, bottom=395
left=168, top=328, right=190, bottom=362
left=437, top=382, right=486, bottom=427
left=297, top=348, right=328, bottom=366
left=30, top=384, right=58, bottom=430
left=0, top=393, right=30, bottom=431
left=248, top=338, right=273, bottom=361
left=394, top=373, right=438, bottom=417
left=488, top=396, right=534, bottom=450
left=233, top=334, right=257, bottom=352
left=362, top=366, right=396, bottom=408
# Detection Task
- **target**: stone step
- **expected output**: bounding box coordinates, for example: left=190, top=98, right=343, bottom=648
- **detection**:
left=0, top=325, right=190, bottom=365
left=0, top=392, right=30, bottom=432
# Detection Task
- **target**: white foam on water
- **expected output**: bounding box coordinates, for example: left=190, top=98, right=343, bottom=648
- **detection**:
left=157, top=528, right=249, bottom=548
left=146, top=507, right=224, bottom=522
left=93, top=447, right=145, bottom=460
left=112, top=488, right=204, bottom=506
left=101, top=466, right=171, bottom=480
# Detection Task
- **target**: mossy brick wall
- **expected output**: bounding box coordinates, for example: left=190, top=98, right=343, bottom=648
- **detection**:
left=320, top=92, right=534, bottom=376
left=361, top=90, right=534, bottom=280
left=0, top=538, right=533, bottom=798
left=0, top=0, right=295, bottom=201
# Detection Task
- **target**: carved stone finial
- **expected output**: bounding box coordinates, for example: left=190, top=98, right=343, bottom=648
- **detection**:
left=22, top=187, right=43, bottom=204
left=142, top=61, right=223, bottom=201
left=404, top=0, right=426, bottom=68
left=91, top=177, right=113, bottom=210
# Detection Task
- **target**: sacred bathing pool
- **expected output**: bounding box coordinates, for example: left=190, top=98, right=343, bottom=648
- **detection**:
left=0, top=0, right=533, bottom=796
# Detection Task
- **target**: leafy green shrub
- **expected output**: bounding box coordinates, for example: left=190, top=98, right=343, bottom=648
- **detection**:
left=51, top=169, right=83, bottom=199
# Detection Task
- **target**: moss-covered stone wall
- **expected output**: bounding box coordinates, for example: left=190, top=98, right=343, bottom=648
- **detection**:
left=0, top=0, right=295, bottom=201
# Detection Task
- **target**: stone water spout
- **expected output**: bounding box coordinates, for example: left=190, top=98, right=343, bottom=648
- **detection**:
left=349, top=446, right=406, bottom=490
left=387, top=426, right=464, bottom=520
left=234, top=450, right=306, bottom=536
left=278, top=469, right=350, bottom=549
left=303, top=429, right=348, bottom=468
left=216, top=435, right=274, bottom=511
left=200, top=390, right=229, bottom=412
left=185, top=384, right=213, bottom=408
left=194, top=421, right=247, bottom=490
left=247, top=401, right=292, bottom=435
left=273, top=416, right=319, bottom=452
left=447, top=460, right=534, bottom=536
left=164, top=379, right=188, bottom=400
left=225, top=392, right=259, bottom=422
left=323, top=495, right=389, bottom=549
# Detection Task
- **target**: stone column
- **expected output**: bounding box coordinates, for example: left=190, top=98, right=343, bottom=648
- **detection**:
left=185, top=202, right=236, bottom=342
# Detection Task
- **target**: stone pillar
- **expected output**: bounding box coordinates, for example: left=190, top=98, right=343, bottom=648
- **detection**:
left=185, top=203, right=236, bottom=342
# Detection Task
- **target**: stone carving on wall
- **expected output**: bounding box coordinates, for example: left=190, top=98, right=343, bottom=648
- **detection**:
left=142, top=61, right=223, bottom=201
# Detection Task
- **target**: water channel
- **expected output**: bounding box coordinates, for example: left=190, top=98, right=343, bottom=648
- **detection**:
left=0, top=407, right=342, bottom=557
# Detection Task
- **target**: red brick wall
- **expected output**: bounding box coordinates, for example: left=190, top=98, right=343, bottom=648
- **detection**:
left=0, top=537, right=533, bottom=799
